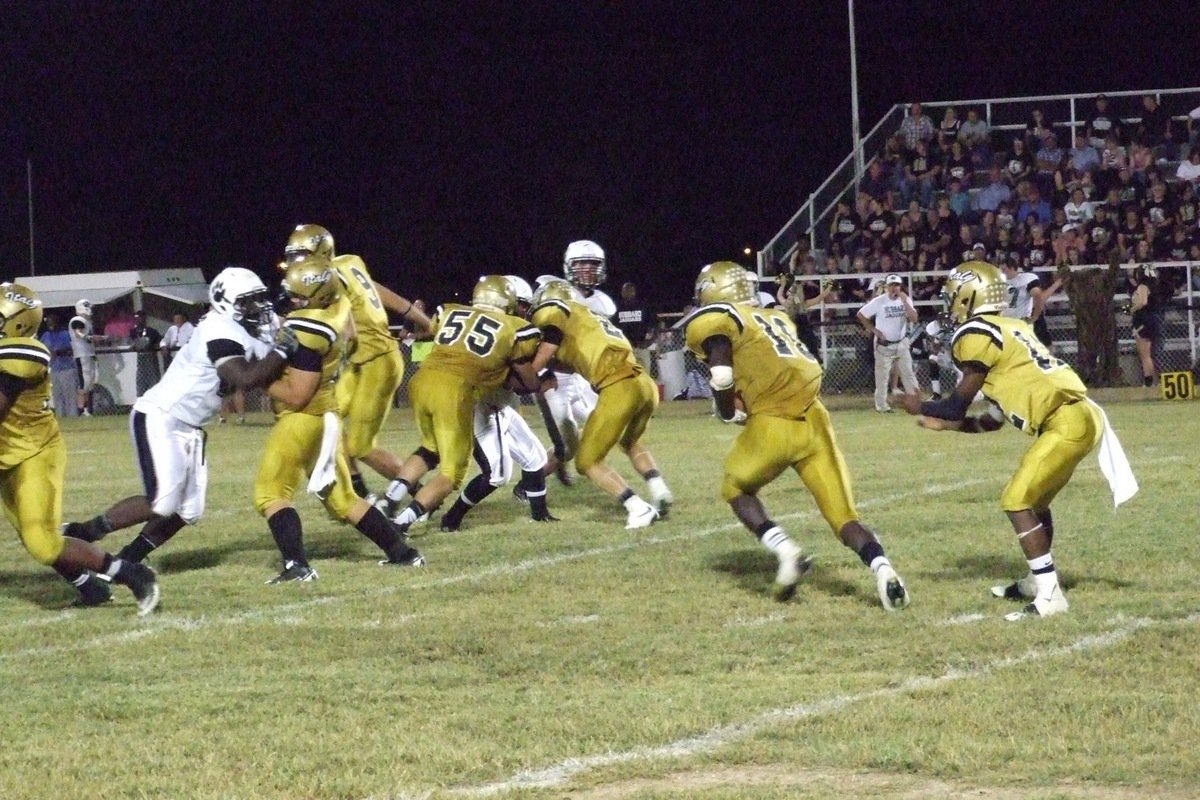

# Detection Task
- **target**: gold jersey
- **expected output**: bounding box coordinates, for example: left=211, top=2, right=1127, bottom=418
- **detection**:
left=530, top=298, right=640, bottom=390
left=333, top=254, right=395, bottom=365
left=0, top=337, right=57, bottom=470
left=278, top=296, right=352, bottom=416
left=684, top=302, right=822, bottom=420
left=421, top=303, right=540, bottom=393
left=951, top=313, right=1087, bottom=435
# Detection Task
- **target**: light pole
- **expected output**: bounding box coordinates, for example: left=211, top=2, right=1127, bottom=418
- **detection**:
left=848, top=0, right=863, bottom=180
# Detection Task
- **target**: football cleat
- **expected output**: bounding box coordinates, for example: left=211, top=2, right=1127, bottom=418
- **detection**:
left=1005, top=584, right=1068, bottom=621
left=531, top=512, right=560, bottom=523
left=379, top=548, right=426, bottom=567
left=267, top=561, right=319, bottom=585
left=61, top=520, right=101, bottom=543
left=124, top=563, right=161, bottom=616
left=771, top=545, right=814, bottom=602
left=991, top=573, right=1037, bottom=601
left=875, top=564, right=910, bottom=611
left=650, top=487, right=674, bottom=519
left=511, top=484, right=528, bottom=504
left=625, top=501, right=659, bottom=530
left=439, top=516, right=463, bottom=533
left=73, top=573, right=113, bottom=607
left=554, top=463, right=574, bottom=487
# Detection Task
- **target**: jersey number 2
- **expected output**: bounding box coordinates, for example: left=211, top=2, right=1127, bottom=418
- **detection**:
left=437, top=309, right=501, bottom=356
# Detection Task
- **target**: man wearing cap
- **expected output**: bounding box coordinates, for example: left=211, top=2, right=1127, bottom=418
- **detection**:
left=857, top=275, right=919, bottom=413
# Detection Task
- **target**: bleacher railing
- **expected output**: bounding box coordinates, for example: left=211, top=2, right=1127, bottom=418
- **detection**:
left=759, top=86, right=1200, bottom=276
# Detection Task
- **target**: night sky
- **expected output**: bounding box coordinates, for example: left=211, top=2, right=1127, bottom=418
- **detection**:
left=3, top=2, right=1199, bottom=312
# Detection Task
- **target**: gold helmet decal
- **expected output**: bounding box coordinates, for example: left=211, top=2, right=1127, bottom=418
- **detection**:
left=0, top=283, right=44, bottom=339
left=694, top=261, right=757, bottom=306
left=941, top=261, right=1008, bottom=326
left=471, top=275, right=518, bottom=314
left=282, top=255, right=340, bottom=309
left=284, top=224, right=335, bottom=263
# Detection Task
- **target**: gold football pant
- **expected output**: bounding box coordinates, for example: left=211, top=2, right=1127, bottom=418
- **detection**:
left=336, top=349, right=404, bottom=458
left=720, top=401, right=859, bottom=533
left=1, top=434, right=66, bottom=565
left=1001, top=400, right=1102, bottom=512
left=575, top=373, right=658, bottom=473
left=253, top=412, right=358, bottom=518
left=408, top=368, right=474, bottom=487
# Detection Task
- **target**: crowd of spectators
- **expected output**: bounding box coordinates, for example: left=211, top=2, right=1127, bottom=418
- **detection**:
left=785, top=94, right=1200, bottom=318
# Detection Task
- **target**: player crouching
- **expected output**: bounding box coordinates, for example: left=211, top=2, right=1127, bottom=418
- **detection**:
left=684, top=262, right=908, bottom=608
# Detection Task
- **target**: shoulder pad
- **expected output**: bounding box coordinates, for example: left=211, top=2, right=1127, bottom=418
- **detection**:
left=0, top=338, right=50, bottom=381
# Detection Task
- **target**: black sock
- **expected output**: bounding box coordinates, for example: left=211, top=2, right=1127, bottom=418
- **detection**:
left=143, top=513, right=187, bottom=548
left=350, top=472, right=369, bottom=499
left=617, top=488, right=635, bottom=504
left=462, top=474, right=496, bottom=506
left=267, top=507, right=307, bottom=566
left=855, top=539, right=885, bottom=568
left=520, top=470, right=550, bottom=518
left=117, top=535, right=159, bottom=564
left=354, top=506, right=409, bottom=560
left=102, top=554, right=145, bottom=588
left=642, top=468, right=661, bottom=480
left=1144, top=376, right=1154, bottom=387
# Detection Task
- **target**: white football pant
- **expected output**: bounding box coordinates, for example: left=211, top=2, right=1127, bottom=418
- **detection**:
left=130, top=406, right=207, bottom=523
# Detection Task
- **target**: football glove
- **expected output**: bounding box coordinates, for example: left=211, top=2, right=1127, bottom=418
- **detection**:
left=272, top=325, right=301, bottom=359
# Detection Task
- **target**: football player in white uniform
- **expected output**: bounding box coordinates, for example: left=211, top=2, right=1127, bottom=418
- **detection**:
left=439, top=276, right=558, bottom=531
left=534, top=240, right=615, bottom=483
left=63, top=268, right=297, bottom=569
left=68, top=299, right=102, bottom=416
left=1000, top=261, right=1051, bottom=347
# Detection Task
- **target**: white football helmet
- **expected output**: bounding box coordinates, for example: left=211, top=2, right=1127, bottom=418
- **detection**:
left=209, top=267, right=273, bottom=330
left=563, top=240, right=606, bottom=289
left=74, top=299, right=93, bottom=318
left=505, top=276, right=533, bottom=305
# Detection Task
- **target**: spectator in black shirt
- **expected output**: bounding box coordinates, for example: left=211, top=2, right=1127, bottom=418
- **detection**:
left=861, top=197, right=896, bottom=253
left=1175, top=180, right=1198, bottom=228
left=130, top=310, right=163, bottom=396
left=1005, top=137, right=1036, bottom=186
left=1136, top=94, right=1171, bottom=152
left=616, top=282, right=656, bottom=375
left=829, top=199, right=864, bottom=254
left=1087, top=94, right=1121, bottom=149
left=858, top=159, right=891, bottom=204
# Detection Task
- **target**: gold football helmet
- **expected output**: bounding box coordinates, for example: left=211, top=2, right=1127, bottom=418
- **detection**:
left=281, top=255, right=340, bottom=309
left=284, top=224, right=335, bottom=263
left=472, top=275, right=518, bottom=314
left=531, top=278, right=583, bottom=307
left=0, top=283, right=44, bottom=339
left=694, top=261, right=757, bottom=306
left=941, top=261, right=1008, bottom=326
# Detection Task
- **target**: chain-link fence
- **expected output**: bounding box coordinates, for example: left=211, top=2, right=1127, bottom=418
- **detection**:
left=81, top=264, right=1197, bottom=417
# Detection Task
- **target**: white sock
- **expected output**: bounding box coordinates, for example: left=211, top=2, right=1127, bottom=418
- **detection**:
left=646, top=475, right=669, bottom=498
left=869, top=555, right=892, bottom=576
left=1027, top=553, right=1057, bottom=595
left=385, top=479, right=410, bottom=504
left=760, top=526, right=798, bottom=557
left=622, top=494, right=650, bottom=513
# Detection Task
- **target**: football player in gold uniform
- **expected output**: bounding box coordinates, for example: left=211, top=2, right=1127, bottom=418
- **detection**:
left=255, top=257, right=424, bottom=584
left=382, top=276, right=542, bottom=531
left=283, top=225, right=432, bottom=500
left=685, top=263, right=909, bottom=607
left=900, top=261, right=1136, bottom=619
left=529, top=279, right=672, bottom=529
left=0, top=284, right=160, bottom=614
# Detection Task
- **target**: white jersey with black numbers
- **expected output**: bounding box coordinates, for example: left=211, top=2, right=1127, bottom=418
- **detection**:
left=584, top=289, right=616, bottom=319
left=69, top=315, right=95, bottom=359
left=1003, top=272, right=1041, bottom=320
left=135, top=312, right=273, bottom=427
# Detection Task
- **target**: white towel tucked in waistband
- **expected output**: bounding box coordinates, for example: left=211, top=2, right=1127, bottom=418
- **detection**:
left=307, top=411, right=341, bottom=497
left=1087, top=398, right=1138, bottom=508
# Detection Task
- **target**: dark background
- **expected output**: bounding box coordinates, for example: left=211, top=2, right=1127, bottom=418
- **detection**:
left=3, top=1, right=1198, bottom=312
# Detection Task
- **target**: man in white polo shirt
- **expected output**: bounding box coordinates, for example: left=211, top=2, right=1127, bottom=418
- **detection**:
left=857, top=274, right=919, bottom=412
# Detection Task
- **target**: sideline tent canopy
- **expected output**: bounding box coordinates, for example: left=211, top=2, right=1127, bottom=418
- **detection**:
left=18, top=268, right=210, bottom=310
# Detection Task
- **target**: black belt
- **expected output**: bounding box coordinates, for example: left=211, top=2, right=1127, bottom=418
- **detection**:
left=879, top=339, right=904, bottom=345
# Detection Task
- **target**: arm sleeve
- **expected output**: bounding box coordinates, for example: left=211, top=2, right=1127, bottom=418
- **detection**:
left=206, top=338, right=246, bottom=367
left=684, top=305, right=741, bottom=360
left=289, top=345, right=323, bottom=373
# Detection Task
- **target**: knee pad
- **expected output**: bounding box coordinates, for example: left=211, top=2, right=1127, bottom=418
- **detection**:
left=414, top=446, right=440, bottom=470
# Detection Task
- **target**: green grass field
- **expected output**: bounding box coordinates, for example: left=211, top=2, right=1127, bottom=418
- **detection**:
left=1, top=392, right=1197, bottom=800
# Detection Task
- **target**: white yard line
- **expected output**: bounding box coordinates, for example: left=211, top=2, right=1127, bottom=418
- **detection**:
left=0, top=480, right=985, bottom=654
left=450, top=612, right=1200, bottom=797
